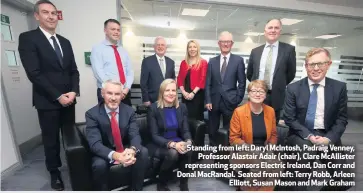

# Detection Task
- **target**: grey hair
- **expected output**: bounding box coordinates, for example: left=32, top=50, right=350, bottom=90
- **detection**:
left=218, top=31, right=233, bottom=41
left=154, top=36, right=167, bottom=46
left=266, top=18, right=283, bottom=28
left=102, top=79, right=123, bottom=90
left=34, top=0, right=57, bottom=13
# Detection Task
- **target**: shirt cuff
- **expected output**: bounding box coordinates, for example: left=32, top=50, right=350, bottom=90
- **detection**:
left=56, top=95, right=62, bottom=100
left=305, top=134, right=313, bottom=140
left=108, top=151, right=115, bottom=163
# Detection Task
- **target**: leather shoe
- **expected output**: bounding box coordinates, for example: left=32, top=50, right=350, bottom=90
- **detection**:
left=51, top=174, right=64, bottom=191
left=157, top=183, right=170, bottom=191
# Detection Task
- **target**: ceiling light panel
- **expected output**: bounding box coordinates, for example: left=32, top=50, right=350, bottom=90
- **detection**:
left=280, top=18, right=303, bottom=25
left=181, top=8, right=209, bottom=17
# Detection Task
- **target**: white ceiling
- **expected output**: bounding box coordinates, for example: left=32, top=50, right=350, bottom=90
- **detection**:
left=121, top=0, right=363, bottom=40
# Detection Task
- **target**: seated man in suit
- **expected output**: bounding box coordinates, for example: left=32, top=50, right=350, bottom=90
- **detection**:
left=282, top=48, right=353, bottom=191
left=85, top=79, right=148, bottom=191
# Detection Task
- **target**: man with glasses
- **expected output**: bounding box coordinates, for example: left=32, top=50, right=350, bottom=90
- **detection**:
left=205, top=31, right=246, bottom=142
left=246, top=19, right=296, bottom=124
left=140, top=36, right=175, bottom=105
left=281, top=48, right=352, bottom=191
left=91, top=19, right=134, bottom=106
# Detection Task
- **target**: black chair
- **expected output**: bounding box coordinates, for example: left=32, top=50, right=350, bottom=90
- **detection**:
left=62, top=113, right=206, bottom=190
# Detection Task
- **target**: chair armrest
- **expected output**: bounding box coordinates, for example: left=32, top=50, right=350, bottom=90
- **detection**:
left=188, top=119, right=206, bottom=147
left=62, top=123, right=93, bottom=190
left=135, top=104, right=148, bottom=115
left=215, top=126, right=229, bottom=146
left=277, top=124, right=289, bottom=146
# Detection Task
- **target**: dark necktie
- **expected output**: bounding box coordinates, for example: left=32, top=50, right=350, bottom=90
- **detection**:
left=221, top=56, right=227, bottom=81
left=50, top=36, right=63, bottom=66
left=111, top=45, right=126, bottom=84
left=305, top=84, right=319, bottom=131
left=110, top=111, right=124, bottom=153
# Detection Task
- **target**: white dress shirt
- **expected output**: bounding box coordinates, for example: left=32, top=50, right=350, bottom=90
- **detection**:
left=308, top=78, right=325, bottom=130
left=39, top=26, right=63, bottom=56
left=259, top=41, right=279, bottom=89
left=220, top=52, right=231, bottom=72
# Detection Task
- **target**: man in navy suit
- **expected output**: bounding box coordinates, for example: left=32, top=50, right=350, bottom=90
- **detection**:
left=85, top=80, right=148, bottom=190
left=18, top=0, right=79, bottom=190
left=205, top=31, right=246, bottom=140
left=140, top=36, right=176, bottom=105
left=281, top=48, right=352, bottom=191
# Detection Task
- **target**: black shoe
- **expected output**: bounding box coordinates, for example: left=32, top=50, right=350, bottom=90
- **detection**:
left=157, top=183, right=170, bottom=191
left=51, top=173, right=64, bottom=191
left=180, top=183, right=189, bottom=191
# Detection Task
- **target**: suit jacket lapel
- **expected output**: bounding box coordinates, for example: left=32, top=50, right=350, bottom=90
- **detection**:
left=273, top=43, right=284, bottom=76
left=36, top=28, right=63, bottom=69
left=255, top=46, right=264, bottom=79
left=57, top=37, right=66, bottom=69
left=324, top=79, right=333, bottom=128
left=223, top=54, right=234, bottom=82
left=214, top=55, right=222, bottom=83
left=118, top=105, right=125, bottom=139
left=99, top=105, right=114, bottom=146
left=301, top=78, right=310, bottom=120
left=158, top=108, right=166, bottom=132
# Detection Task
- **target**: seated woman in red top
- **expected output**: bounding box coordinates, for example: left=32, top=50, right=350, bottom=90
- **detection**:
left=177, top=40, right=208, bottom=121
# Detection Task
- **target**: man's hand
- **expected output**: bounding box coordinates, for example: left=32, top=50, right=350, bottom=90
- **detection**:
left=206, top=103, right=212, bottom=111
left=144, top=101, right=151, bottom=106
left=315, top=136, right=330, bottom=145
left=58, top=95, right=72, bottom=106
left=122, top=88, right=129, bottom=100
left=308, top=135, right=318, bottom=144
left=64, top=92, right=76, bottom=102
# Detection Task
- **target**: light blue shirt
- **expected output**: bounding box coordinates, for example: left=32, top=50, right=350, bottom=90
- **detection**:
left=104, top=105, right=119, bottom=162
left=259, top=41, right=279, bottom=89
left=91, top=39, right=134, bottom=89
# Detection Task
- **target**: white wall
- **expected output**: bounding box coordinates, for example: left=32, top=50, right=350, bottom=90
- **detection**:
left=1, top=89, right=20, bottom=173
left=52, top=0, right=118, bottom=123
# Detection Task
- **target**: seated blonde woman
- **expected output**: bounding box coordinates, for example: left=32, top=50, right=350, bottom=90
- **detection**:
left=229, top=80, right=281, bottom=191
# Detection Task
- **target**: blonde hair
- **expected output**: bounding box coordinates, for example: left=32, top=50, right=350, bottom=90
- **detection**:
left=305, top=48, right=331, bottom=64
left=247, top=80, right=268, bottom=93
left=185, top=40, right=202, bottom=68
left=156, top=79, right=179, bottom=108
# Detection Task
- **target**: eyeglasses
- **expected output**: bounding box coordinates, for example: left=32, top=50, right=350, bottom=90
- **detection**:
left=249, top=90, right=266, bottom=95
left=306, top=61, right=330, bottom=69
left=219, top=40, right=233, bottom=45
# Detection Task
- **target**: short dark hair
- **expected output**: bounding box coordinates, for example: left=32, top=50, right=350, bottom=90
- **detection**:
left=104, top=19, right=120, bottom=28
left=34, top=0, right=57, bottom=13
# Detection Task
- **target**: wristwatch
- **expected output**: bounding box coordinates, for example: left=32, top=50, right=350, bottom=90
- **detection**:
left=130, top=146, right=140, bottom=155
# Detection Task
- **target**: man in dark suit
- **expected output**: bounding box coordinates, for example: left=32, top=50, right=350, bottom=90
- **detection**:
left=281, top=48, right=352, bottom=191
left=205, top=31, right=246, bottom=140
left=18, top=0, right=80, bottom=190
left=85, top=80, right=148, bottom=191
left=140, top=36, right=176, bottom=105
left=247, top=19, right=296, bottom=124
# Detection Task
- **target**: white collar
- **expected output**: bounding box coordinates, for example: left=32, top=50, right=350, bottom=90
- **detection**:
left=265, top=41, right=279, bottom=48
left=156, top=54, right=165, bottom=61
left=220, top=52, right=231, bottom=59
left=308, top=77, right=326, bottom=87
left=39, top=26, right=57, bottom=40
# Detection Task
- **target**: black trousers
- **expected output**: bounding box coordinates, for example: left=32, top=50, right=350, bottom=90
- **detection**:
left=37, top=104, right=75, bottom=174
left=264, top=91, right=280, bottom=125
left=91, top=146, right=149, bottom=191
left=208, top=99, right=234, bottom=141
left=97, top=88, right=132, bottom=106
left=154, top=147, right=192, bottom=185
left=278, top=131, right=353, bottom=191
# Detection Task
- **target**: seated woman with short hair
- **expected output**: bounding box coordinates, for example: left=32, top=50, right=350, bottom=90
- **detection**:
left=148, top=78, right=192, bottom=191
left=229, top=80, right=281, bottom=191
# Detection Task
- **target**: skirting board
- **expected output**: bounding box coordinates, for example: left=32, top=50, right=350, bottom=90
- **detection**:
left=1, top=162, right=22, bottom=179
left=19, top=134, right=42, bottom=157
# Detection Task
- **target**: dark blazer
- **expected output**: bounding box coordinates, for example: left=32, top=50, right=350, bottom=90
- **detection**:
left=147, top=103, right=192, bottom=147
left=205, top=53, right=246, bottom=111
left=247, top=42, right=296, bottom=110
left=18, top=27, right=80, bottom=110
left=283, top=77, right=348, bottom=144
left=140, top=54, right=176, bottom=103
left=85, top=102, right=142, bottom=160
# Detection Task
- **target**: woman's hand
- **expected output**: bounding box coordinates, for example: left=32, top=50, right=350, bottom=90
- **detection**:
left=175, top=142, right=187, bottom=154
left=182, top=90, right=189, bottom=99
left=187, top=93, right=195, bottom=100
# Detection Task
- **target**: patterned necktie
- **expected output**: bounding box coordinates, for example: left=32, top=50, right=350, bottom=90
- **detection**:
left=264, top=45, right=273, bottom=89
left=50, top=36, right=63, bottom=66
left=305, top=84, right=319, bottom=131
left=159, top=58, right=165, bottom=78
left=111, top=45, right=126, bottom=84
left=221, top=56, right=227, bottom=81
left=110, top=111, right=124, bottom=153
